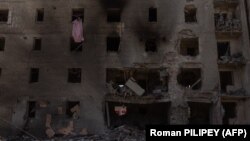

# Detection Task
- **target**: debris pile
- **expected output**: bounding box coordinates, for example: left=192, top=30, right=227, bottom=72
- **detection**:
left=4, top=125, right=145, bottom=141
left=218, top=53, right=246, bottom=65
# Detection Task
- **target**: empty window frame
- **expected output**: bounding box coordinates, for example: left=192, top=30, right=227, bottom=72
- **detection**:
left=145, top=39, right=157, bottom=52
left=217, top=42, right=230, bottom=60
left=107, top=36, right=120, bottom=52
left=30, top=68, right=39, bottom=83
left=185, top=6, right=197, bottom=23
left=107, top=8, right=121, bottom=22
left=70, top=37, right=82, bottom=51
left=177, top=68, right=202, bottom=90
left=33, top=38, right=41, bottom=51
left=28, top=101, right=36, bottom=118
left=0, top=10, right=8, bottom=22
left=149, top=8, right=157, bottom=22
left=66, top=101, right=80, bottom=117
left=72, top=8, right=84, bottom=22
left=36, top=9, right=44, bottom=22
left=0, top=37, right=5, bottom=51
left=219, top=71, right=233, bottom=93
left=68, top=68, right=81, bottom=83
left=180, top=38, right=199, bottom=56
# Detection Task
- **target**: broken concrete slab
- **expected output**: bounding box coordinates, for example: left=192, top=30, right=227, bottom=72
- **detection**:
left=125, top=78, right=145, bottom=96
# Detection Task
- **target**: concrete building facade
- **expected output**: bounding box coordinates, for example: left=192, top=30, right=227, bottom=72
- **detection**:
left=0, top=0, right=250, bottom=138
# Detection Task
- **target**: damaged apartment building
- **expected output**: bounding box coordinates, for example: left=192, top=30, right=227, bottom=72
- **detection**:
left=0, top=0, right=250, bottom=139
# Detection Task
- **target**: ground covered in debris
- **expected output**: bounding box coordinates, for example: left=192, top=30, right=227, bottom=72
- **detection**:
left=3, top=125, right=145, bottom=141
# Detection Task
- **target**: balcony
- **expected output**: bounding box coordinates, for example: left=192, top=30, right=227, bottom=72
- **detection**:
left=221, top=87, right=250, bottom=100
left=214, top=0, right=239, bottom=9
left=215, top=18, right=242, bottom=38
left=218, top=53, right=246, bottom=67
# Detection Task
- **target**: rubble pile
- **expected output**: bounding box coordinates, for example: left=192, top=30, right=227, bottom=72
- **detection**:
left=3, top=125, right=145, bottom=141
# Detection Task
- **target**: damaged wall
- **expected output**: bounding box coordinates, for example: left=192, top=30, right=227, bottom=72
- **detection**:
left=0, top=0, right=250, bottom=138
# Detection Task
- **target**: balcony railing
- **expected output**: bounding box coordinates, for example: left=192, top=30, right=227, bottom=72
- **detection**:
left=218, top=53, right=246, bottom=66
left=215, top=18, right=242, bottom=38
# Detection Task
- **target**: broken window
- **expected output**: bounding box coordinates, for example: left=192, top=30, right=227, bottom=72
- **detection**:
left=133, top=69, right=168, bottom=94
left=0, top=37, right=5, bottom=51
left=66, top=101, right=80, bottom=118
left=106, top=68, right=168, bottom=95
left=29, top=68, right=39, bottom=83
left=68, top=68, right=81, bottom=83
left=107, top=8, right=121, bottom=22
left=180, top=38, right=199, bottom=56
left=185, top=6, right=197, bottom=23
left=219, top=71, right=233, bottom=93
left=177, top=68, right=202, bottom=90
left=33, top=38, right=41, bottom=51
left=217, top=42, right=230, bottom=60
left=107, top=36, right=120, bottom=52
left=72, top=8, right=84, bottom=22
left=36, top=9, right=44, bottom=22
left=145, top=39, right=157, bottom=52
left=0, top=10, right=8, bottom=22
left=28, top=101, right=36, bottom=118
left=149, top=8, right=157, bottom=22
left=106, top=102, right=170, bottom=128
left=222, top=102, right=237, bottom=124
left=188, top=102, right=211, bottom=124
left=70, top=37, right=82, bottom=51
left=106, top=68, right=126, bottom=85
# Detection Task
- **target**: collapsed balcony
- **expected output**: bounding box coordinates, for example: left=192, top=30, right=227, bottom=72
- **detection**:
left=214, top=14, right=242, bottom=38
left=213, top=0, right=239, bottom=9
left=106, top=68, right=169, bottom=101
left=218, top=53, right=246, bottom=66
